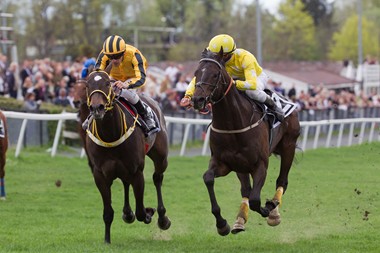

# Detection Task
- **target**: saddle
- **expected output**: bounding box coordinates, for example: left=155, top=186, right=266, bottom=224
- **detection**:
left=116, top=98, right=161, bottom=137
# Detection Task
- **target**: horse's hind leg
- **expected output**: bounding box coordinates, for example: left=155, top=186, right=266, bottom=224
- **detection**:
left=121, top=181, right=135, bottom=224
left=268, top=141, right=297, bottom=226
left=0, top=160, right=5, bottom=200
left=232, top=173, right=251, bottom=234
left=0, top=177, right=5, bottom=200
left=132, top=170, right=155, bottom=224
left=152, top=157, right=171, bottom=230
left=249, top=160, right=278, bottom=218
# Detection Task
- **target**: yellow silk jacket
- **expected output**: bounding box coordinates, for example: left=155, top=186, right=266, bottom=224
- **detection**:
left=185, top=48, right=263, bottom=97
left=95, top=44, right=148, bottom=89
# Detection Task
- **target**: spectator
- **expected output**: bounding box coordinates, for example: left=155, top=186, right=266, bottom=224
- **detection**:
left=5, top=62, right=19, bottom=99
left=22, top=76, right=34, bottom=97
left=23, top=90, right=40, bottom=112
left=288, top=84, right=296, bottom=100
left=53, top=88, right=71, bottom=107
left=174, top=73, right=188, bottom=100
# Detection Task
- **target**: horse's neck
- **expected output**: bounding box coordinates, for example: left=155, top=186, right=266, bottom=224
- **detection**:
left=94, top=105, right=125, bottom=141
left=212, top=88, right=258, bottom=128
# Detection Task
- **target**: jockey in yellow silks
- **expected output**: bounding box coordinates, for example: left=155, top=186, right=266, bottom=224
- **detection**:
left=94, top=35, right=159, bottom=135
left=180, top=34, right=284, bottom=122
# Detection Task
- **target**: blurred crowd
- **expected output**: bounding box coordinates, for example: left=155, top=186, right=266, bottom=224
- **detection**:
left=0, top=53, right=379, bottom=114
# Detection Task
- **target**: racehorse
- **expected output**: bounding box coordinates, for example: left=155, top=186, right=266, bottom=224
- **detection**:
left=72, top=79, right=93, bottom=172
left=191, top=48, right=301, bottom=235
left=0, top=110, right=8, bottom=200
left=85, top=70, right=171, bottom=243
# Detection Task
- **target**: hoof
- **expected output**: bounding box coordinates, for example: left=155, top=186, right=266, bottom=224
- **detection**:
left=267, top=207, right=281, bottom=226
left=158, top=216, right=171, bottom=230
left=231, top=217, right=246, bottom=234
left=122, top=211, right=135, bottom=224
left=217, top=223, right=230, bottom=236
left=143, top=207, right=156, bottom=224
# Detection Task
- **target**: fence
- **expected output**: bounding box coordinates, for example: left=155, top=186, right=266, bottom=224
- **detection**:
left=3, top=110, right=380, bottom=158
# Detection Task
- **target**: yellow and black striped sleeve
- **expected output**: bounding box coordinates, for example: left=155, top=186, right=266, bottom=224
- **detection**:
left=128, top=51, right=147, bottom=89
left=95, top=51, right=110, bottom=70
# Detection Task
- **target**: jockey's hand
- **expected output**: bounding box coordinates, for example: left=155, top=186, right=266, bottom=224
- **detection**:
left=180, top=96, right=192, bottom=108
left=113, top=80, right=128, bottom=90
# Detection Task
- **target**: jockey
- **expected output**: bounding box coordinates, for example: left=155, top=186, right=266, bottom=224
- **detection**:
left=95, top=35, right=159, bottom=135
left=180, top=34, right=284, bottom=122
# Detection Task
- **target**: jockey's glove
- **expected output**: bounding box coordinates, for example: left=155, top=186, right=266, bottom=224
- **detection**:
left=180, top=95, right=191, bottom=107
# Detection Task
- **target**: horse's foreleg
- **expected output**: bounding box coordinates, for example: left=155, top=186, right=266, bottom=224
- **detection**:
left=153, top=171, right=171, bottom=230
left=232, top=173, right=251, bottom=234
left=94, top=172, right=114, bottom=244
left=0, top=177, right=5, bottom=200
left=203, top=168, right=230, bottom=236
left=132, top=170, right=154, bottom=224
left=122, top=181, right=135, bottom=224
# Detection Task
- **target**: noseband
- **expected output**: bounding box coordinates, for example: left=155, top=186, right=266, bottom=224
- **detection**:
left=195, top=58, right=233, bottom=105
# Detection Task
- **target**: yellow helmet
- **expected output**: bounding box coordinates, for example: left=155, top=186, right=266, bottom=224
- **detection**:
left=103, top=35, right=126, bottom=55
left=208, top=34, right=236, bottom=54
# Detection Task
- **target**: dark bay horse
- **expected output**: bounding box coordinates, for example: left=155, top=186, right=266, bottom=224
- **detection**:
left=85, top=70, right=171, bottom=243
left=0, top=110, right=8, bottom=200
left=72, top=79, right=94, bottom=172
left=192, top=49, right=301, bottom=235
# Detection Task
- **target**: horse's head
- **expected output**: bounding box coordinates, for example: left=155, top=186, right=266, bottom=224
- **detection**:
left=192, top=48, right=232, bottom=110
left=72, top=80, right=88, bottom=109
left=86, top=70, right=115, bottom=120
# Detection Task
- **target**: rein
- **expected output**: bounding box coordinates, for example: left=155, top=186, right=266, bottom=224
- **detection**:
left=86, top=104, right=138, bottom=148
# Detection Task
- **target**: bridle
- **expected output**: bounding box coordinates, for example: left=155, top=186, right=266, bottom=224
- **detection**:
left=86, top=71, right=115, bottom=112
left=195, top=58, right=233, bottom=105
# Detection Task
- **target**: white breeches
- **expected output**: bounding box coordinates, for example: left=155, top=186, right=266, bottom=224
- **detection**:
left=245, top=71, right=270, bottom=103
left=120, top=88, right=140, bottom=104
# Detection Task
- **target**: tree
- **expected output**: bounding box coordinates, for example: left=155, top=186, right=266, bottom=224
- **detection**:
left=328, top=14, right=379, bottom=64
left=271, top=0, right=317, bottom=60
left=301, top=0, right=332, bottom=26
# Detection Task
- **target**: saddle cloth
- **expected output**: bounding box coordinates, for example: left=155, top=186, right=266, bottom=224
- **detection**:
left=0, top=119, right=5, bottom=138
left=270, top=93, right=297, bottom=129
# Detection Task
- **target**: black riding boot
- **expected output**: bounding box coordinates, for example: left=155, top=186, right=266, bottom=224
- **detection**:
left=264, top=96, right=285, bottom=122
left=134, top=100, right=159, bottom=136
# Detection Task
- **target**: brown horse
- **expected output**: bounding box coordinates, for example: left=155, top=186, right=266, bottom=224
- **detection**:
left=191, top=49, right=301, bottom=235
left=72, top=79, right=94, bottom=172
left=0, top=110, right=8, bottom=200
left=85, top=70, right=171, bottom=243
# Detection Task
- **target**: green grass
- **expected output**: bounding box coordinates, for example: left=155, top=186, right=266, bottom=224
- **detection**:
left=1, top=143, right=380, bottom=252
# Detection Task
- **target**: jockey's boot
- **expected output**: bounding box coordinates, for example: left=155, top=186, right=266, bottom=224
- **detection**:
left=264, top=96, right=285, bottom=122
left=134, top=100, right=160, bottom=136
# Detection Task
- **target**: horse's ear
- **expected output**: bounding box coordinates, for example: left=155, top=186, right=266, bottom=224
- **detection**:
left=214, top=47, right=224, bottom=63
left=218, top=47, right=224, bottom=58
left=201, top=48, right=208, bottom=58
left=105, top=62, right=112, bottom=74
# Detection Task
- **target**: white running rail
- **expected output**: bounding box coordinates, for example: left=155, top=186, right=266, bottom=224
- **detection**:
left=3, top=111, right=380, bottom=157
